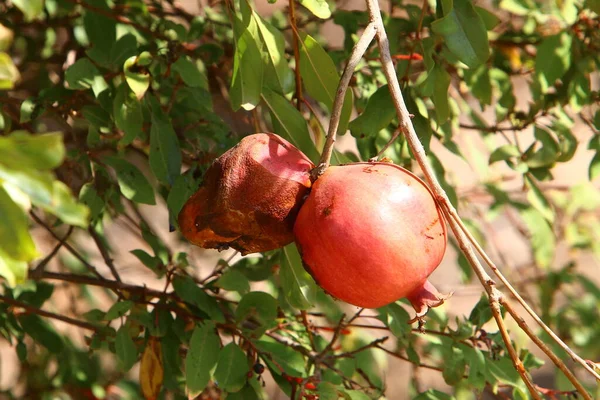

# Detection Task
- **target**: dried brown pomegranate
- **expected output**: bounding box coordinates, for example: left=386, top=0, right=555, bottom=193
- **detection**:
left=178, top=133, right=314, bottom=255
left=294, top=162, right=448, bottom=317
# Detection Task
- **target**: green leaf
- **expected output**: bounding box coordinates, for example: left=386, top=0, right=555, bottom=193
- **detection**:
left=248, top=3, right=294, bottom=94
left=113, top=84, right=143, bottom=146
left=124, top=55, right=151, bottom=100
left=298, top=32, right=353, bottom=134
left=590, top=152, right=600, bottom=181
left=431, top=0, right=490, bottom=68
left=519, top=205, right=555, bottom=268
left=535, top=33, right=573, bottom=93
left=216, top=269, right=250, bottom=294
left=48, top=181, right=90, bottom=227
left=65, top=58, right=108, bottom=96
left=12, top=0, right=44, bottom=21
left=524, top=175, right=554, bottom=223
left=342, top=390, right=371, bottom=400
left=109, top=34, right=138, bottom=69
left=83, top=0, right=116, bottom=58
left=489, top=144, right=521, bottom=164
left=173, top=56, right=207, bottom=88
left=0, top=52, right=21, bottom=90
left=317, top=382, right=340, bottom=400
left=115, top=324, right=138, bottom=371
left=474, top=6, right=500, bottom=30
left=299, top=0, right=332, bottom=19
left=236, top=291, right=278, bottom=330
left=172, top=275, right=224, bottom=322
left=19, top=314, right=64, bottom=353
left=487, top=357, right=522, bottom=387
left=148, top=97, right=182, bottom=186
left=442, top=345, right=466, bottom=385
left=230, top=15, right=263, bottom=111
left=412, top=389, right=453, bottom=400
left=105, top=300, right=134, bottom=320
left=349, top=85, right=395, bottom=138
left=280, top=243, right=315, bottom=310
left=468, top=294, right=493, bottom=328
left=167, top=172, right=199, bottom=229
left=102, top=156, right=155, bottom=205
left=0, top=248, right=27, bottom=287
left=213, top=343, right=248, bottom=392
left=185, top=322, right=221, bottom=398
left=0, top=131, right=65, bottom=170
left=255, top=338, right=305, bottom=376
left=0, top=185, right=38, bottom=262
left=130, top=249, right=162, bottom=273
left=378, top=303, right=411, bottom=337
left=422, top=63, right=451, bottom=123
left=525, top=126, right=559, bottom=168
left=261, top=87, right=320, bottom=162
left=464, top=64, right=492, bottom=105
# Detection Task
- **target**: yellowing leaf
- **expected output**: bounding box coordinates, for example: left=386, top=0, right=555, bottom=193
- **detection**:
left=140, top=337, right=164, bottom=400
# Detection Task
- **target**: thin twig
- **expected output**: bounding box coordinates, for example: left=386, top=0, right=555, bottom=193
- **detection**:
left=311, top=22, right=377, bottom=180
left=0, top=294, right=100, bottom=332
left=88, top=227, right=122, bottom=282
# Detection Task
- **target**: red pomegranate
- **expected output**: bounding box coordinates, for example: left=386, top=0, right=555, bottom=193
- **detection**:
left=294, top=162, right=448, bottom=315
left=179, top=133, right=314, bottom=255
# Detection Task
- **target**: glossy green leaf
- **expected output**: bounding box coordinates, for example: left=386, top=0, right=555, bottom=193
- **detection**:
left=83, top=0, right=116, bottom=59
left=103, top=156, right=155, bottom=205
left=0, top=185, right=38, bottom=262
left=185, top=322, right=221, bottom=398
left=535, top=33, right=572, bottom=93
left=468, top=294, right=493, bottom=328
left=475, top=6, right=500, bottom=30
left=116, top=325, right=138, bottom=371
left=0, top=52, right=20, bottom=90
left=247, top=3, right=294, bottom=94
left=65, top=58, right=108, bottom=96
left=167, top=171, right=199, bottom=229
left=124, top=55, right=151, bottom=100
left=261, top=87, right=320, bottom=162
left=431, top=0, right=490, bottom=68
left=230, top=15, right=263, bottom=111
left=148, top=98, right=182, bottom=186
left=349, top=85, right=395, bottom=138
left=48, top=181, right=90, bottom=227
left=412, top=389, right=453, bottom=400
left=280, top=243, right=315, bottom=310
left=0, top=131, right=64, bottom=170
left=525, top=126, right=559, bottom=168
left=213, top=343, right=248, bottom=392
left=299, top=32, right=353, bottom=134
left=343, top=390, right=372, bottom=400
left=113, top=84, right=143, bottom=146
left=299, top=0, right=331, bottom=18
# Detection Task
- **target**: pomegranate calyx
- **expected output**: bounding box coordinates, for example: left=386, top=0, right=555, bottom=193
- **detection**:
left=407, top=280, right=452, bottom=324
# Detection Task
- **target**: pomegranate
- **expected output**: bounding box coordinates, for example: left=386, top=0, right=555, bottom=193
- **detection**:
left=178, top=133, right=314, bottom=255
left=293, top=162, right=448, bottom=316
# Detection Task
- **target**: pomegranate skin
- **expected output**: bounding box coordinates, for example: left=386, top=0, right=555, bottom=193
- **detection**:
left=179, top=133, right=314, bottom=255
left=294, top=162, right=447, bottom=309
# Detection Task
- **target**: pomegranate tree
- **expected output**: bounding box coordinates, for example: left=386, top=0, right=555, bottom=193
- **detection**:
left=294, top=162, right=448, bottom=315
left=178, top=133, right=314, bottom=255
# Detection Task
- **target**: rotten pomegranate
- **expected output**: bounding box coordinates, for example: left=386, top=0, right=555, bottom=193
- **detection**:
left=178, top=133, right=314, bottom=255
left=294, top=162, right=448, bottom=316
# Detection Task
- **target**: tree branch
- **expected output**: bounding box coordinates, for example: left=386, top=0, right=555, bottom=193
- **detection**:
left=311, top=22, right=377, bottom=180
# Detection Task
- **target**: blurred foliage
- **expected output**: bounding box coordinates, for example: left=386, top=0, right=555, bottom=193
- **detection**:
left=0, top=0, right=599, bottom=399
